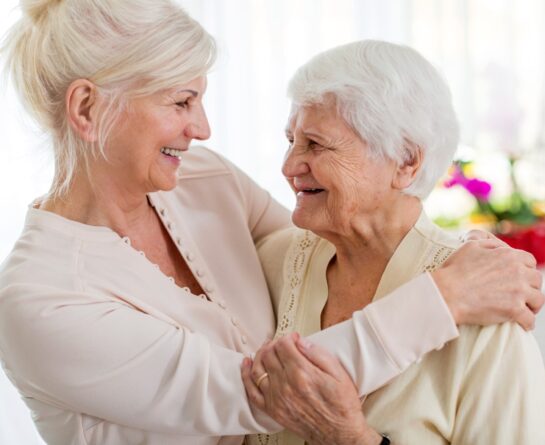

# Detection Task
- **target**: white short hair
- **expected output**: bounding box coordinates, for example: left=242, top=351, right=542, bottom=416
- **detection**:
left=287, top=40, right=459, bottom=199
left=2, top=0, right=216, bottom=197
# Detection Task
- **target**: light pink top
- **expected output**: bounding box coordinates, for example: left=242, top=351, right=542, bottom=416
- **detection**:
left=0, top=147, right=458, bottom=445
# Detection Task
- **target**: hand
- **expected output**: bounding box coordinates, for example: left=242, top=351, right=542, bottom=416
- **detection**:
left=432, top=238, right=544, bottom=330
left=241, top=332, right=382, bottom=445
left=460, top=229, right=508, bottom=244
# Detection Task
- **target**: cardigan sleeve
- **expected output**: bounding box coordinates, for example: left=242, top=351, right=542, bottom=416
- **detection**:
left=0, top=283, right=281, bottom=437
left=450, top=323, right=545, bottom=444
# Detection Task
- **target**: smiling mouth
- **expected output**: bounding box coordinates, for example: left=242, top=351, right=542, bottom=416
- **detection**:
left=160, top=147, right=184, bottom=158
left=298, top=188, right=325, bottom=195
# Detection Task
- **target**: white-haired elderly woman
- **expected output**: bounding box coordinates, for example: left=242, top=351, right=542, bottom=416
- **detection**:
left=243, top=41, right=545, bottom=445
left=0, top=1, right=542, bottom=444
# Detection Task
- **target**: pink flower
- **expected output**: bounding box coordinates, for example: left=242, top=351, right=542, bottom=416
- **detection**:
left=444, top=166, right=492, bottom=202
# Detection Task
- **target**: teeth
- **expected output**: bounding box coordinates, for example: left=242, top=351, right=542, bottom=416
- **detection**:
left=160, top=147, right=183, bottom=158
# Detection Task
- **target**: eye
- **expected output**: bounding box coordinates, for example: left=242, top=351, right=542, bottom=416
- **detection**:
left=308, top=140, right=325, bottom=151
left=175, top=99, right=190, bottom=109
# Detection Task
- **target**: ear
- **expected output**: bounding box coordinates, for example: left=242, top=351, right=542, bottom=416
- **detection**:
left=392, top=139, right=423, bottom=190
left=65, top=79, right=100, bottom=142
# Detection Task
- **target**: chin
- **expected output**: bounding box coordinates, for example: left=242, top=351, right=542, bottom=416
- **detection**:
left=291, top=209, right=315, bottom=231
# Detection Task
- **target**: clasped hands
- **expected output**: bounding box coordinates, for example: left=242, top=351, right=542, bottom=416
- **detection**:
left=242, top=332, right=382, bottom=445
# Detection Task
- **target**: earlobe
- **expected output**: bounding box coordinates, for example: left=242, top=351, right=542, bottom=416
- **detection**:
left=66, top=79, right=99, bottom=142
left=392, top=141, right=423, bottom=190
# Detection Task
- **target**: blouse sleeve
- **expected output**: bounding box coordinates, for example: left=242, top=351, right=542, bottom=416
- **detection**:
left=0, top=284, right=281, bottom=437
left=451, top=323, right=545, bottom=444
left=308, top=273, right=460, bottom=395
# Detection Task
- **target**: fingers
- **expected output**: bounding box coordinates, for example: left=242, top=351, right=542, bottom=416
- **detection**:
left=241, top=357, right=265, bottom=409
left=268, top=333, right=313, bottom=375
left=462, top=229, right=502, bottom=243
left=524, top=288, right=545, bottom=315
left=512, top=305, right=536, bottom=331
left=295, top=336, right=348, bottom=381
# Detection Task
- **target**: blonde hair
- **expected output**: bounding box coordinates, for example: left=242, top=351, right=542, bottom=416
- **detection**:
left=2, top=0, right=216, bottom=197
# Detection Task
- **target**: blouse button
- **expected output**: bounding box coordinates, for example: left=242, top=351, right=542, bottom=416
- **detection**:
left=168, top=277, right=175, bottom=283
left=176, top=237, right=182, bottom=246
left=218, top=300, right=227, bottom=309
left=241, top=335, right=248, bottom=344
left=231, top=317, right=239, bottom=327
left=204, top=284, right=214, bottom=293
left=160, top=208, right=166, bottom=216
left=122, top=236, right=131, bottom=245
left=166, top=222, right=172, bottom=230
left=196, top=269, right=205, bottom=277
left=184, top=252, right=194, bottom=262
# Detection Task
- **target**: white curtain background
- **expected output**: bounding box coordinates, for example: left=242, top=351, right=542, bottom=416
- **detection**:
left=1, top=1, right=545, bottom=443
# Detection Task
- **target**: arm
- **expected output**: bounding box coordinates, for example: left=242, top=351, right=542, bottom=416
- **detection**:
left=0, top=285, right=281, bottom=436
left=254, top=234, right=543, bottom=398
left=214, top=151, right=292, bottom=243
left=451, top=323, right=545, bottom=444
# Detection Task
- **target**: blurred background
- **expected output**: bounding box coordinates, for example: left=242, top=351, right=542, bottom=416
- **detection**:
left=1, top=0, right=544, bottom=443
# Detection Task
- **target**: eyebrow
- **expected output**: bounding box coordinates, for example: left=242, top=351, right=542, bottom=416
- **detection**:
left=175, top=89, right=199, bottom=97
left=303, top=131, right=329, bottom=143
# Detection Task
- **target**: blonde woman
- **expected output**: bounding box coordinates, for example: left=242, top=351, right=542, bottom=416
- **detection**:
left=0, top=2, right=542, bottom=445
left=244, top=41, right=545, bottom=445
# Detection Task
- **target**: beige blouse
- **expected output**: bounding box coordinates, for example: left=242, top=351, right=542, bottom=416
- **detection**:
left=254, top=211, right=545, bottom=445
left=0, top=148, right=458, bottom=445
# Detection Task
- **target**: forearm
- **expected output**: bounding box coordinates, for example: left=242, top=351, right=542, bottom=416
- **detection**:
left=308, top=273, right=458, bottom=395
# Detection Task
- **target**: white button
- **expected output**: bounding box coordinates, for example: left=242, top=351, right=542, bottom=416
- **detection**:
left=184, top=252, right=194, bottom=262
left=231, top=317, right=238, bottom=327
left=241, top=335, right=247, bottom=344
left=168, top=277, right=175, bottom=283
left=196, top=269, right=205, bottom=277
left=218, top=300, right=227, bottom=309
left=205, top=284, right=214, bottom=293
left=122, top=236, right=131, bottom=245
left=198, top=293, right=207, bottom=300
left=166, top=222, right=172, bottom=230
left=138, top=250, right=146, bottom=256
left=160, top=208, right=166, bottom=216
left=176, top=237, right=182, bottom=246
left=153, top=264, right=160, bottom=270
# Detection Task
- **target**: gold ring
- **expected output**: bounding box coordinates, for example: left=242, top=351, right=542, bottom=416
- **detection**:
left=255, top=372, right=269, bottom=388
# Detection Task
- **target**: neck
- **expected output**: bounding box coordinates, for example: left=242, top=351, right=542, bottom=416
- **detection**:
left=325, top=196, right=422, bottom=302
left=39, top=166, right=153, bottom=237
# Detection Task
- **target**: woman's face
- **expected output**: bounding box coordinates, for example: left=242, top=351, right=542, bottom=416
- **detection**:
left=104, top=76, right=210, bottom=194
left=282, top=101, right=399, bottom=238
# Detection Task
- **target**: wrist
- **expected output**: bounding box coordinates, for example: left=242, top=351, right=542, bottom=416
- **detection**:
left=431, top=268, right=462, bottom=325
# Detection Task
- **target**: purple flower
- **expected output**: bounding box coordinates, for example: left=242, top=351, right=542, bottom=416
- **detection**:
left=464, top=178, right=492, bottom=201
left=444, top=166, right=492, bottom=202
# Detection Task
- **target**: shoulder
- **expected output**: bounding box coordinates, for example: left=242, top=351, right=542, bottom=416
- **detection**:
left=175, top=146, right=243, bottom=181
left=457, top=321, right=543, bottom=370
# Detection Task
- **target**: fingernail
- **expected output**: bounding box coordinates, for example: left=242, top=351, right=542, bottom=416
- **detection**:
left=298, top=337, right=312, bottom=350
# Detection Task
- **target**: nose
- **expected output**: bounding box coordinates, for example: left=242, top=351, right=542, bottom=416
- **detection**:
left=185, top=103, right=211, bottom=141
left=282, top=144, right=310, bottom=179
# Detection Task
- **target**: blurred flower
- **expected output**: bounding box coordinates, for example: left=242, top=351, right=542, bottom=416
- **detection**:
left=444, top=165, right=492, bottom=202
left=441, top=159, right=539, bottom=228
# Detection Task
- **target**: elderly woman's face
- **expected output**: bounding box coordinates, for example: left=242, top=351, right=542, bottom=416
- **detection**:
left=283, top=101, right=399, bottom=237
left=106, top=76, right=210, bottom=193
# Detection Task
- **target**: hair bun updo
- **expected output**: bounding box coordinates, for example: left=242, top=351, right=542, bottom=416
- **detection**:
left=20, top=0, right=62, bottom=23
